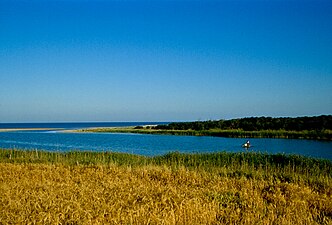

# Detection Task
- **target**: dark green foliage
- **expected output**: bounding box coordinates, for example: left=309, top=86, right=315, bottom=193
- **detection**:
left=80, top=116, right=332, bottom=140
left=155, top=115, right=332, bottom=131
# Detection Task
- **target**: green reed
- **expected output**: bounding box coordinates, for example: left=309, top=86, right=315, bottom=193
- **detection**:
left=79, top=127, right=332, bottom=140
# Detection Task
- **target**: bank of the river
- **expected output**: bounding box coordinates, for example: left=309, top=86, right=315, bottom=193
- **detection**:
left=0, top=149, right=331, bottom=224
left=78, top=127, right=332, bottom=141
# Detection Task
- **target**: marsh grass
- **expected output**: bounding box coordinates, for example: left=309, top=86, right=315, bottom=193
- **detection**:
left=0, top=149, right=331, bottom=224
left=80, top=127, right=332, bottom=140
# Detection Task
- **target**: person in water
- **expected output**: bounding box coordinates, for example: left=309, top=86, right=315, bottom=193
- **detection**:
left=243, top=140, right=250, bottom=148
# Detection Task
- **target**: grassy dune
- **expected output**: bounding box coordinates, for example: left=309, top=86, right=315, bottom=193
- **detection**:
left=0, top=149, right=331, bottom=224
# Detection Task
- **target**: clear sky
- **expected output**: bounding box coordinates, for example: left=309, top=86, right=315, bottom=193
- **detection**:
left=1, top=0, right=331, bottom=122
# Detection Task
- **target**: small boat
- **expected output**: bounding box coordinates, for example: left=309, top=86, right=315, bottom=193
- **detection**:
left=242, top=140, right=251, bottom=148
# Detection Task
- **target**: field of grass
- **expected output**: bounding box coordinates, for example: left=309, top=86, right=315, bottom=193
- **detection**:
left=0, top=149, right=331, bottom=224
left=78, top=127, right=332, bottom=140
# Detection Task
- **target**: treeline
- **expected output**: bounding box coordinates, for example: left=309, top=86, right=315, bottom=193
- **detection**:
left=154, top=115, right=332, bottom=131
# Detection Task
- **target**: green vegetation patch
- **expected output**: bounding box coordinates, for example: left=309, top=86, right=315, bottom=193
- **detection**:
left=77, top=115, right=332, bottom=140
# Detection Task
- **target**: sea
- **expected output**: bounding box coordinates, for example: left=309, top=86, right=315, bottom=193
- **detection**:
left=0, top=122, right=166, bottom=129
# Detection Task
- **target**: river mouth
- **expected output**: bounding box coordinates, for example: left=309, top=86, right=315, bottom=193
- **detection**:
left=0, top=129, right=331, bottom=160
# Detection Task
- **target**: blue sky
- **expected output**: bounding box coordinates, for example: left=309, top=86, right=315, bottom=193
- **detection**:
left=0, top=0, right=331, bottom=122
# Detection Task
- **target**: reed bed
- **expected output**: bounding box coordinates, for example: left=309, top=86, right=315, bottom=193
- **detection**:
left=0, top=149, right=331, bottom=224
left=79, top=127, right=332, bottom=140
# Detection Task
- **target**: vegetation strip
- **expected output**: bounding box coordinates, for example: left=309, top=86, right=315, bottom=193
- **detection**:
left=0, top=149, right=331, bottom=224
left=155, top=115, right=332, bottom=131
left=77, top=115, right=332, bottom=140
left=78, top=127, right=332, bottom=140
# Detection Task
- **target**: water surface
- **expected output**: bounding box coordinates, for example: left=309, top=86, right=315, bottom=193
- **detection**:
left=0, top=123, right=331, bottom=160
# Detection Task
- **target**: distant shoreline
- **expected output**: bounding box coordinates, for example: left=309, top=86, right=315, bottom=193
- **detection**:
left=0, top=122, right=168, bottom=131
left=1, top=126, right=331, bottom=141
left=77, top=127, right=332, bottom=141
left=0, top=128, right=64, bottom=132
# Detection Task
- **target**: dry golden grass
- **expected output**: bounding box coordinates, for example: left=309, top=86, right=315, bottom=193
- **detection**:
left=0, top=162, right=331, bottom=225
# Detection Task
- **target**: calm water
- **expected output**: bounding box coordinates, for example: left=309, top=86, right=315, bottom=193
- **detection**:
left=0, top=123, right=331, bottom=160
left=0, top=122, right=168, bottom=129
